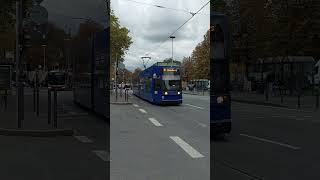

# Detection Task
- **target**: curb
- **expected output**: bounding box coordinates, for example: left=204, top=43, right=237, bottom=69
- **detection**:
left=110, top=102, right=132, bottom=105
left=231, top=99, right=288, bottom=108
left=0, top=128, right=74, bottom=137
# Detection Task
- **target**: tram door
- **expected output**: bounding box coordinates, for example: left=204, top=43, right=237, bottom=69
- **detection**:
left=210, top=13, right=231, bottom=134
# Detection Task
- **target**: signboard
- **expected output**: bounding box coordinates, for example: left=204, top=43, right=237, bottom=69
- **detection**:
left=30, top=5, right=48, bottom=25
left=0, top=65, right=11, bottom=90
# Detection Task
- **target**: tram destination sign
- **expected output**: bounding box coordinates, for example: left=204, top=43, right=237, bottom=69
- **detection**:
left=0, top=65, right=11, bottom=90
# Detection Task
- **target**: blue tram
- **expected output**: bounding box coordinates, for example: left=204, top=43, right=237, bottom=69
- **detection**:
left=210, top=12, right=232, bottom=135
left=73, top=28, right=109, bottom=118
left=133, top=62, right=183, bottom=105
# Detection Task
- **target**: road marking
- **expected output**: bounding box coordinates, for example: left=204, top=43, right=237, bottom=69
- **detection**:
left=185, top=104, right=204, bottom=109
left=295, top=118, right=304, bottom=121
left=92, top=150, right=109, bottom=162
left=133, top=104, right=140, bottom=108
left=74, top=136, right=93, bottom=143
left=148, top=117, right=163, bottom=127
left=170, top=136, right=204, bottom=158
left=240, top=133, right=300, bottom=150
left=198, top=122, right=207, bottom=127
left=139, top=108, right=147, bottom=114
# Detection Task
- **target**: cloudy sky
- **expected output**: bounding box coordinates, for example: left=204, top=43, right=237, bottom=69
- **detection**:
left=111, top=0, right=210, bottom=71
left=42, top=0, right=107, bottom=35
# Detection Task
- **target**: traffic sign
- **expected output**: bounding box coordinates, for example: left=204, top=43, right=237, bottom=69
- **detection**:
left=30, top=5, right=48, bottom=25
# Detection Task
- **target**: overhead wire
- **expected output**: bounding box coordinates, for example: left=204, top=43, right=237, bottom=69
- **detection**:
left=120, top=0, right=210, bottom=68
left=146, top=1, right=210, bottom=59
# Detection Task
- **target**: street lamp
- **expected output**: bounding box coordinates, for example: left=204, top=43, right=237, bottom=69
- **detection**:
left=169, top=36, right=175, bottom=66
left=141, top=56, right=151, bottom=69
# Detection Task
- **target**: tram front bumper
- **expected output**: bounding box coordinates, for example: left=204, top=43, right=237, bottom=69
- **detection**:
left=211, top=120, right=232, bottom=134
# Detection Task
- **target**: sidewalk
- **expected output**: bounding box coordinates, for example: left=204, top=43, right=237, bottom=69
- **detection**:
left=231, top=91, right=320, bottom=111
left=183, top=90, right=209, bottom=96
left=110, top=89, right=132, bottom=104
left=0, top=88, right=73, bottom=136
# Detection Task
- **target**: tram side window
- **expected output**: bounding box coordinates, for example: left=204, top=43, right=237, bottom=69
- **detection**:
left=212, top=61, right=229, bottom=94
left=155, top=79, right=161, bottom=91
left=145, top=77, right=151, bottom=92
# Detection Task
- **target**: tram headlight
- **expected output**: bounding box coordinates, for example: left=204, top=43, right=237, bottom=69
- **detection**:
left=217, top=96, right=224, bottom=104
left=177, top=91, right=181, bottom=95
left=164, top=92, right=168, bottom=95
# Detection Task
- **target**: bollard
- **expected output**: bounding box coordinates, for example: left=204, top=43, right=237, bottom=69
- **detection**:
left=316, top=94, right=319, bottom=109
left=37, top=87, right=39, bottom=116
left=4, top=90, right=7, bottom=110
left=298, top=95, right=301, bottom=108
left=48, top=89, right=51, bottom=124
left=53, top=89, right=57, bottom=128
left=33, top=87, right=36, bottom=112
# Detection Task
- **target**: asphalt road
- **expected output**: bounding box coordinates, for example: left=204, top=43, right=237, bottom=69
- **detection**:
left=110, top=93, right=210, bottom=180
left=213, top=101, right=320, bottom=180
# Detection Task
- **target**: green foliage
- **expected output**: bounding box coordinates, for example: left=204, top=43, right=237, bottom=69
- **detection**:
left=162, top=58, right=181, bottom=64
left=181, top=30, right=210, bottom=81
left=110, top=10, right=133, bottom=66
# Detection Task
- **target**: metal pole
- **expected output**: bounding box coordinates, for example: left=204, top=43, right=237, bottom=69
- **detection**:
left=298, top=94, right=301, bottom=108
left=34, top=82, right=36, bottom=112
left=172, top=38, right=173, bottom=65
left=43, top=46, right=46, bottom=71
left=16, top=0, right=22, bottom=128
left=316, top=93, right=319, bottom=109
left=36, top=71, right=39, bottom=116
left=4, top=90, right=7, bottom=110
left=115, top=54, right=118, bottom=101
left=48, top=89, right=51, bottom=124
left=54, top=89, right=57, bottom=128
left=37, top=86, right=39, bottom=116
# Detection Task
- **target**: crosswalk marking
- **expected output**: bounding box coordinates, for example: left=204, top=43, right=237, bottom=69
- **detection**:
left=92, top=150, right=109, bottom=162
left=148, top=118, right=163, bottom=127
left=74, top=136, right=93, bottom=143
left=170, top=136, right=204, bottom=158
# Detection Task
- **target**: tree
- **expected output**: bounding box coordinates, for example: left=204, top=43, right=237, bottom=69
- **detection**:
left=162, top=58, right=181, bottom=64
left=110, top=10, right=133, bottom=66
left=181, top=30, right=210, bottom=81
left=132, top=68, right=142, bottom=84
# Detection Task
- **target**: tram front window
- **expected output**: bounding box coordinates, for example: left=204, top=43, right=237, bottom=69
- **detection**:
left=162, top=80, right=181, bottom=91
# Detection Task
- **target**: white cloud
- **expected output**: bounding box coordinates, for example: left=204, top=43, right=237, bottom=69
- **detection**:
left=111, top=0, right=210, bottom=71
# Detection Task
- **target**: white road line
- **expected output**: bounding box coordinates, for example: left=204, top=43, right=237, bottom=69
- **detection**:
left=139, top=108, right=147, bottom=114
left=240, top=133, right=300, bottom=150
left=92, top=150, right=109, bottom=162
left=148, top=118, right=163, bottom=127
left=133, top=104, right=140, bottom=108
left=198, top=122, right=207, bottom=127
left=185, top=104, right=204, bottom=109
left=74, top=136, right=93, bottom=143
left=170, top=136, right=205, bottom=158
